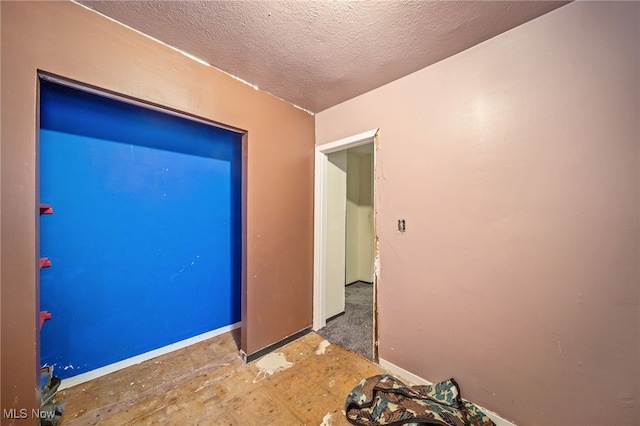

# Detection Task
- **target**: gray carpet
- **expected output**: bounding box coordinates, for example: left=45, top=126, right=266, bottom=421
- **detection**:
left=317, top=281, right=373, bottom=360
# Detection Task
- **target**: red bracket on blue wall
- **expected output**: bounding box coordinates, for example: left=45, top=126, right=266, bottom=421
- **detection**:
left=40, top=204, right=54, bottom=214
left=39, top=257, right=52, bottom=269
left=39, top=311, right=52, bottom=331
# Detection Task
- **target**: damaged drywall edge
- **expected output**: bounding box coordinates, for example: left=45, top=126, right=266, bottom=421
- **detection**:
left=374, top=239, right=381, bottom=280
left=70, top=1, right=314, bottom=116
left=373, top=131, right=388, bottom=183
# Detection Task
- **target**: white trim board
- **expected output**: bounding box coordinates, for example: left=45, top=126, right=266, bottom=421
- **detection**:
left=58, top=322, right=241, bottom=390
left=378, top=358, right=517, bottom=426
left=317, top=129, right=378, bottom=154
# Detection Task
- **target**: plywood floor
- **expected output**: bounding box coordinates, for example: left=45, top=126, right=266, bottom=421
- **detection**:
left=56, top=330, right=387, bottom=425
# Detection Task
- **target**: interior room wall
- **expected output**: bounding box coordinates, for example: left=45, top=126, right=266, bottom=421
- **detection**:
left=316, top=2, right=639, bottom=425
left=1, top=1, right=314, bottom=418
left=346, top=150, right=375, bottom=284
left=358, top=152, right=374, bottom=282
left=346, top=151, right=361, bottom=285
left=326, top=150, right=348, bottom=318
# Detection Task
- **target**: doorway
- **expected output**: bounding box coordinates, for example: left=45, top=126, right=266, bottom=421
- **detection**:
left=313, top=129, right=378, bottom=360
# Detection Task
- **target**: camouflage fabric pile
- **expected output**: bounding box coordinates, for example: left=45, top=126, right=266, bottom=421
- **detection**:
left=345, top=374, right=495, bottom=426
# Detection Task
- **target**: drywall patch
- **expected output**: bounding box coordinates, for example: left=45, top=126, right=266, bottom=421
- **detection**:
left=253, top=352, right=293, bottom=383
left=316, top=340, right=331, bottom=355
left=320, top=412, right=333, bottom=426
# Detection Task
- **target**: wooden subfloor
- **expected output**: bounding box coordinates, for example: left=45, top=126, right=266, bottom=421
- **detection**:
left=56, top=330, right=387, bottom=425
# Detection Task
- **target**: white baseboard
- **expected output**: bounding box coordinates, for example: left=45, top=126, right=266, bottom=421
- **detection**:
left=378, top=358, right=517, bottom=426
left=58, top=322, right=241, bottom=391
left=378, top=358, right=434, bottom=386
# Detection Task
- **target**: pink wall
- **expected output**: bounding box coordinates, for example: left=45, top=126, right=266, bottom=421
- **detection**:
left=317, top=2, right=639, bottom=425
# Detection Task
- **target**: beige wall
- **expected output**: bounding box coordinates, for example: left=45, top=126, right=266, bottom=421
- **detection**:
left=326, top=151, right=347, bottom=318
left=346, top=150, right=374, bottom=283
left=1, top=1, right=314, bottom=420
left=317, top=2, right=639, bottom=424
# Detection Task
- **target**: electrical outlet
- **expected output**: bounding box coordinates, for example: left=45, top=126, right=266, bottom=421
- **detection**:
left=397, top=219, right=406, bottom=233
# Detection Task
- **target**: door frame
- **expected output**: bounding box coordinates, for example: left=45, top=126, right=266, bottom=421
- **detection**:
left=313, top=128, right=379, bottom=332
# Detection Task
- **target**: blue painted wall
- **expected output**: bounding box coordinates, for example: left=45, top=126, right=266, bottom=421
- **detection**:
left=39, top=81, right=242, bottom=379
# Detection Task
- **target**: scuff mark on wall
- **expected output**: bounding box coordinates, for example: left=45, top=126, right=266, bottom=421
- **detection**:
left=170, top=255, right=202, bottom=279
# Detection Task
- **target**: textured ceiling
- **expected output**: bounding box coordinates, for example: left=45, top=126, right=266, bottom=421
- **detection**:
left=78, top=1, right=569, bottom=113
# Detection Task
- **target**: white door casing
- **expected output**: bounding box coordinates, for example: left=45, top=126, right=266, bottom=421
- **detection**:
left=313, top=129, right=378, bottom=331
